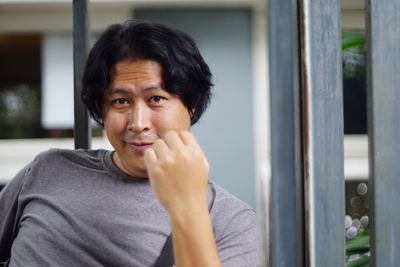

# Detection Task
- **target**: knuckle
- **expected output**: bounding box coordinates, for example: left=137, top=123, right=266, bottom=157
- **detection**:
left=161, top=155, right=175, bottom=167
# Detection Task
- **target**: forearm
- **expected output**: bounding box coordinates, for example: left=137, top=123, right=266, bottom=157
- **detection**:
left=144, top=131, right=222, bottom=266
left=169, top=203, right=222, bottom=267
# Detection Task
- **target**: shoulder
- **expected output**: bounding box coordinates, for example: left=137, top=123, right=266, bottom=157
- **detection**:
left=23, top=148, right=110, bottom=183
left=33, top=148, right=108, bottom=167
left=8, top=148, right=113, bottom=197
left=35, top=148, right=106, bottom=160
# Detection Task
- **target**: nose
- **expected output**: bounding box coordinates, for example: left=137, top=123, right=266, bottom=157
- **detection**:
left=128, top=102, right=150, bottom=133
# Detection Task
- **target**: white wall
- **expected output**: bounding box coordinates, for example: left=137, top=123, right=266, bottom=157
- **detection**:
left=42, top=34, right=74, bottom=128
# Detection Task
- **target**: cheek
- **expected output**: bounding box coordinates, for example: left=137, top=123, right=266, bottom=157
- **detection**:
left=153, top=108, right=191, bottom=133
left=103, top=112, right=127, bottom=136
left=177, top=111, right=191, bottom=129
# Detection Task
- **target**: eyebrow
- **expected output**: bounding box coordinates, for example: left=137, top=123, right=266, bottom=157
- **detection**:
left=143, top=86, right=164, bottom=92
left=107, top=88, right=130, bottom=95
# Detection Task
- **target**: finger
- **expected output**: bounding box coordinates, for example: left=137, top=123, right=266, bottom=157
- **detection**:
left=180, top=131, right=208, bottom=164
left=143, top=148, right=159, bottom=185
left=144, top=147, right=157, bottom=166
left=151, top=138, right=170, bottom=158
left=163, top=131, right=185, bottom=151
left=179, top=131, right=201, bottom=150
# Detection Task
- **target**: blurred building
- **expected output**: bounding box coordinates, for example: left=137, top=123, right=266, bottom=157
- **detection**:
left=0, top=0, right=367, bottom=209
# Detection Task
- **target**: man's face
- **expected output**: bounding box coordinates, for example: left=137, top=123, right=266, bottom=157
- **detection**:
left=102, top=59, right=191, bottom=178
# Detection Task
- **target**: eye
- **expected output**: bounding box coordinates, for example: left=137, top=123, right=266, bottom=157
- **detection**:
left=112, top=98, right=129, bottom=106
left=149, top=96, right=165, bottom=104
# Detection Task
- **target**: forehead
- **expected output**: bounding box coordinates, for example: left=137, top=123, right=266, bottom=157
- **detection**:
left=110, top=59, right=163, bottom=86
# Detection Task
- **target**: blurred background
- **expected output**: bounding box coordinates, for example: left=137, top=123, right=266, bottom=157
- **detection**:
left=0, top=0, right=367, bottom=213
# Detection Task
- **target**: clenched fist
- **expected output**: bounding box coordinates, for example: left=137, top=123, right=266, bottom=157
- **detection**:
left=144, top=131, right=210, bottom=216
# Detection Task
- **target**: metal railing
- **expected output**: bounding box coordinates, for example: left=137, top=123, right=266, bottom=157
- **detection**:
left=73, top=0, right=91, bottom=149
left=268, top=0, right=399, bottom=266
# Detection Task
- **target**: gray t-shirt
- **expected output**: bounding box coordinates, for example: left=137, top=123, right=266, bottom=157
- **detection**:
left=0, top=149, right=259, bottom=266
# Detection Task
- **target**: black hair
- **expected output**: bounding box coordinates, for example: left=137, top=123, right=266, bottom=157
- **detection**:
left=81, top=19, right=213, bottom=126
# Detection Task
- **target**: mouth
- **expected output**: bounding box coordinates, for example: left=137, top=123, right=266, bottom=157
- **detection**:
left=128, top=142, right=153, bottom=153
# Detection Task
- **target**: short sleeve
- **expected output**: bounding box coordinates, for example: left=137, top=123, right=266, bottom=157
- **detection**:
left=215, top=207, right=260, bottom=266
left=208, top=182, right=260, bottom=267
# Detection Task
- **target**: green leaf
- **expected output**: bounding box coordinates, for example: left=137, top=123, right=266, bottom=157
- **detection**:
left=346, top=234, right=369, bottom=254
left=342, top=32, right=365, bottom=51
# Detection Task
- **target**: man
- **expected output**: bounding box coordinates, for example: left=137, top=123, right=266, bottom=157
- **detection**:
left=0, top=20, right=259, bottom=266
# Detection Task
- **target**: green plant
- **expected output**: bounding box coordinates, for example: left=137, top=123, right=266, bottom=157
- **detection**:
left=345, top=216, right=370, bottom=267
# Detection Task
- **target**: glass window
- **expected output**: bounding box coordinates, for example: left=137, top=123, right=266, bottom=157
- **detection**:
left=0, top=34, right=43, bottom=139
left=0, top=34, right=101, bottom=139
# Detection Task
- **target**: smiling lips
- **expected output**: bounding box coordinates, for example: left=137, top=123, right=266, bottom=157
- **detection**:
left=128, top=143, right=153, bottom=153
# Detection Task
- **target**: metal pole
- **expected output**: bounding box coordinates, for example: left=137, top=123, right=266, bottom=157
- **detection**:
left=268, top=0, right=303, bottom=266
left=299, top=0, right=345, bottom=266
left=366, top=0, right=400, bottom=265
left=73, top=0, right=91, bottom=149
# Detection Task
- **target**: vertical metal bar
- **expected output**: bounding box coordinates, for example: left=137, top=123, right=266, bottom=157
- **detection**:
left=73, top=0, right=91, bottom=149
left=366, top=0, right=400, bottom=265
left=268, top=0, right=303, bottom=266
left=299, top=0, right=345, bottom=266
